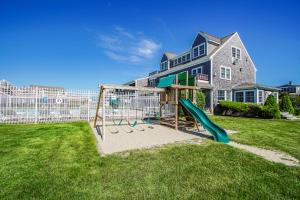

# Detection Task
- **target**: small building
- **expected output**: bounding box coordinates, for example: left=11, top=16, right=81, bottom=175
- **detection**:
left=232, top=83, right=280, bottom=104
left=277, top=81, right=300, bottom=95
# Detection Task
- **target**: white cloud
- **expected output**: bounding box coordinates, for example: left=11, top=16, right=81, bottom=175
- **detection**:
left=96, top=26, right=161, bottom=64
left=135, top=39, right=161, bottom=58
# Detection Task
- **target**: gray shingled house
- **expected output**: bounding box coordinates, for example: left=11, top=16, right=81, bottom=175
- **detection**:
left=277, top=81, right=300, bottom=95
left=126, top=31, right=279, bottom=111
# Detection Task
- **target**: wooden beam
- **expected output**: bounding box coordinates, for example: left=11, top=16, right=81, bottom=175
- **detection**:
left=170, top=84, right=203, bottom=90
left=101, top=84, right=165, bottom=92
left=93, top=87, right=104, bottom=128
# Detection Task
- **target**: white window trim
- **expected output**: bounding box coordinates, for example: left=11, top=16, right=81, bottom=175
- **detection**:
left=220, top=66, right=231, bottom=80
left=234, top=90, right=256, bottom=103
left=172, top=51, right=191, bottom=67
left=245, top=90, right=255, bottom=103
left=192, top=42, right=206, bottom=59
left=160, top=61, right=168, bottom=71
left=217, top=90, right=232, bottom=102
left=231, top=45, right=242, bottom=61
left=191, top=66, right=203, bottom=76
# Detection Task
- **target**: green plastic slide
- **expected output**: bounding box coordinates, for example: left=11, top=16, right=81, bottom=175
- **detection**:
left=179, top=98, right=229, bottom=143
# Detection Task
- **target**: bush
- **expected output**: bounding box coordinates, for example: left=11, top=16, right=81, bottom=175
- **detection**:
left=219, top=101, right=248, bottom=113
left=263, top=95, right=280, bottom=119
left=295, top=108, right=300, bottom=116
left=196, top=91, right=206, bottom=109
left=218, top=101, right=261, bottom=117
left=218, top=97, right=280, bottom=119
left=290, top=95, right=300, bottom=115
left=280, top=94, right=294, bottom=114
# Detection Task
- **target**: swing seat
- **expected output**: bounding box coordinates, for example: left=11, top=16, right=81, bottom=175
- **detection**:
left=113, top=119, right=123, bottom=126
left=130, top=120, right=137, bottom=127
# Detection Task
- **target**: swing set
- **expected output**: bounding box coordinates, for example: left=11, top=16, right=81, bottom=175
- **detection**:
left=93, top=84, right=164, bottom=140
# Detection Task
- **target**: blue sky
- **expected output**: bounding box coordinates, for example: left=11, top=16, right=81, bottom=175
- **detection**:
left=0, top=0, right=299, bottom=89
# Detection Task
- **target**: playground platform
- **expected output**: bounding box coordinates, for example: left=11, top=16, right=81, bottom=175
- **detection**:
left=90, top=121, right=205, bottom=155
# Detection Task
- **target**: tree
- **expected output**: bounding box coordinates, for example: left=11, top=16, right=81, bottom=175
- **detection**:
left=262, top=95, right=280, bottom=119
left=280, top=94, right=294, bottom=114
left=196, top=91, right=206, bottom=109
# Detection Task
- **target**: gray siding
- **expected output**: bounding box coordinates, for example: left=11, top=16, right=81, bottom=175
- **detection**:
left=160, top=54, right=168, bottom=63
left=212, top=33, right=256, bottom=105
left=192, top=33, right=206, bottom=48
left=207, top=42, right=218, bottom=56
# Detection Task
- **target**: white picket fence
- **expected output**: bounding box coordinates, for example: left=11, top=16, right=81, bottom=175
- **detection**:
left=0, top=85, right=98, bottom=124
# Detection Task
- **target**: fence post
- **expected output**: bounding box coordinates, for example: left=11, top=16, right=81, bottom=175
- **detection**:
left=35, top=87, right=38, bottom=123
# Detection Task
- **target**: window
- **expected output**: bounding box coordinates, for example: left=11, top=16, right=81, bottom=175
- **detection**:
left=220, top=66, right=231, bottom=80
left=149, top=80, right=156, bottom=87
left=199, top=43, right=205, bottom=55
left=226, top=90, right=232, bottom=101
left=236, top=92, right=244, bottom=102
left=191, top=66, right=203, bottom=76
left=174, top=59, right=177, bottom=66
left=232, top=46, right=241, bottom=60
left=178, top=57, right=182, bottom=64
left=258, top=91, right=263, bottom=103
left=186, top=53, right=190, bottom=60
left=160, top=61, right=168, bottom=70
left=226, top=68, right=231, bottom=80
left=245, top=91, right=255, bottom=102
left=218, top=90, right=225, bottom=101
left=182, top=55, right=186, bottom=62
left=236, top=49, right=241, bottom=59
left=193, top=47, right=199, bottom=58
left=193, top=43, right=205, bottom=59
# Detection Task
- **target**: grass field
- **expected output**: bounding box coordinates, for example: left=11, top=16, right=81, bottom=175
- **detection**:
left=0, top=117, right=299, bottom=199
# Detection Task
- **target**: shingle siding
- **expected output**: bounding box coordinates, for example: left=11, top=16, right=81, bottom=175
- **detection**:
left=212, top=33, right=256, bottom=105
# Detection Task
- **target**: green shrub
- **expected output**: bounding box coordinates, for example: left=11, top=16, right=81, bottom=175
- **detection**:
left=219, top=101, right=249, bottom=113
left=248, top=104, right=263, bottom=116
left=196, top=91, right=206, bottom=109
left=290, top=95, right=300, bottom=114
left=280, top=94, right=294, bottom=114
left=263, top=95, right=280, bottom=119
left=294, top=108, right=300, bottom=116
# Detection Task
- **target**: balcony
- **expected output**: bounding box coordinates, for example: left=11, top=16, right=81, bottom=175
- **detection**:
left=196, top=73, right=209, bottom=82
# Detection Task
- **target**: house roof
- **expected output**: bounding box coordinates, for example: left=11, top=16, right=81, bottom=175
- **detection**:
left=278, top=83, right=300, bottom=87
left=233, top=83, right=280, bottom=91
left=164, top=52, right=177, bottom=59
left=199, top=32, right=221, bottom=43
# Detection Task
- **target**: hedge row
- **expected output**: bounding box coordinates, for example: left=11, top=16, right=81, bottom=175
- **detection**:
left=216, top=95, right=280, bottom=119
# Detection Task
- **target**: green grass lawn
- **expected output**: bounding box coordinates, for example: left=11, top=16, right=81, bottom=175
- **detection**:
left=0, top=118, right=299, bottom=199
left=212, top=116, right=300, bottom=160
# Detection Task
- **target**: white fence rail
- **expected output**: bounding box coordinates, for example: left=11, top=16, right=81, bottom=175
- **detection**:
left=0, top=85, right=98, bottom=124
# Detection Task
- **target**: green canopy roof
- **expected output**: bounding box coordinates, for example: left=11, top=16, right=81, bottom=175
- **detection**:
left=157, top=75, right=176, bottom=88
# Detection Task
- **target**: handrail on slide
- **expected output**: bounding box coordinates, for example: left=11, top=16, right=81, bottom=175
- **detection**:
left=179, top=98, right=229, bottom=143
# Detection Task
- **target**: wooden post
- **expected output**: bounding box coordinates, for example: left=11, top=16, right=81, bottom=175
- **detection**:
left=93, top=86, right=102, bottom=128
left=102, top=89, right=106, bottom=141
left=175, top=74, right=178, bottom=130
left=186, top=71, right=189, bottom=99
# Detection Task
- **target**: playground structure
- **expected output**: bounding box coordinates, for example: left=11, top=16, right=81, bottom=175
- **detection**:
left=94, top=71, right=229, bottom=143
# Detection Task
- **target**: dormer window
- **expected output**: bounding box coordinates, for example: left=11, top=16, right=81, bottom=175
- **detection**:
left=178, top=57, right=182, bottom=64
left=186, top=53, right=190, bottom=60
left=193, top=43, right=206, bottom=59
left=160, top=61, right=168, bottom=71
left=232, top=46, right=241, bottom=60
